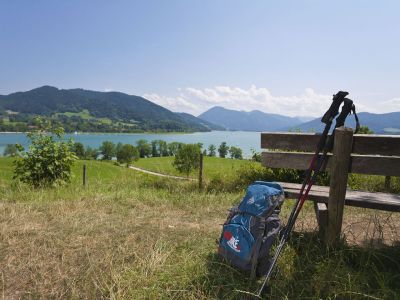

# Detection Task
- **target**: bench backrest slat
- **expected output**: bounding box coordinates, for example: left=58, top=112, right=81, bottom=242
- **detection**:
left=262, top=152, right=400, bottom=176
left=261, top=132, right=400, bottom=156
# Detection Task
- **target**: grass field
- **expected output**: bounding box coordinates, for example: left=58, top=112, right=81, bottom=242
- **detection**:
left=1, top=157, right=399, bottom=299
left=55, top=109, right=113, bottom=125
left=132, top=156, right=257, bottom=179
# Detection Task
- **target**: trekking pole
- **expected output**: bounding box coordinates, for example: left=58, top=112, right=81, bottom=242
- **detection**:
left=255, top=93, right=356, bottom=298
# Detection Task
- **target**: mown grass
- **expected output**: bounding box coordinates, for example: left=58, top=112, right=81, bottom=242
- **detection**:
left=0, top=158, right=399, bottom=299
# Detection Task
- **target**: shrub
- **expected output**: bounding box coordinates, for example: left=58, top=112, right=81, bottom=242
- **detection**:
left=13, top=119, right=77, bottom=187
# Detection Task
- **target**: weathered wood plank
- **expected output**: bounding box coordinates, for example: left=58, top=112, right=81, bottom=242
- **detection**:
left=314, top=202, right=328, bottom=238
left=262, top=152, right=400, bottom=176
left=353, top=134, right=400, bottom=156
left=262, top=152, right=332, bottom=171
left=327, top=127, right=353, bottom=246
left=351, top=156, right=400, bottom=176
left=261, top=132, right=323, bottom=152
left=280, top=182, right=400, bottom=212
left=261, top=132, right=400, bottom=156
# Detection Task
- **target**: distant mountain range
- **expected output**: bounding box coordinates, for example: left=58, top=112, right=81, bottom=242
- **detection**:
left=296, top=111, right=400, bottom=134
left=0, top=86, right=222, bottom=133
left=199, top=106, right=400, bottom=134
left=198, top=106, right=305, bottom=131
left=1, top=86, right=398, bottom=134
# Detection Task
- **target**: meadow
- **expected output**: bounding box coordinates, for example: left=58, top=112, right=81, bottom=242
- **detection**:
left=0, top=157, right=399, bottom=299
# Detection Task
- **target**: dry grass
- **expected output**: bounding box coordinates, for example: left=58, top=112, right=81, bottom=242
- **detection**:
left=0, top=158, right=399, bottom=299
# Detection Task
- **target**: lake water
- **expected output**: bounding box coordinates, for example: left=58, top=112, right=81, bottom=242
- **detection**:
left=0, top=131, right=262, bottom=158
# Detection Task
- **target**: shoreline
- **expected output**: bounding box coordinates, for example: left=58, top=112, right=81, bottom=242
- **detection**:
left=0, top=131, right=214, bottom=135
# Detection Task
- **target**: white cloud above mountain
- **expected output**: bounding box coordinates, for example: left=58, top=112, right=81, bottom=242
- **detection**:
left=143, top=85, right=381, bottom=117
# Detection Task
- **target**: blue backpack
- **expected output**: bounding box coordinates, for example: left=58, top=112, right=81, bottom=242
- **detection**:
left=218, top=181, right=285, bottom=278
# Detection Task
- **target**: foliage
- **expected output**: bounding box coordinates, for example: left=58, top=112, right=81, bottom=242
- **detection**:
left=136, top=139, right=151, bottom=158
left=218, top=142, right=229, bottom=158
left=207, top=144, right=216, bottom=157
left=84, top=146, right=98, bottom=160
left=3, top=144, right=19, bottom=157
left=0, top=86, right=215, bottom=133
left=251, top=148, right=262, bottom=162
left=151, top=139, right=169, bottom=157
left=13, top=118, right=77, bottom=187
left=228, top=146, right=243, bottom=159
left=167, top=142, right=183, bottom=156
left=172, top=144, right=201, bottom=177
left=71, top=142, right=85, bottom=159
left=116, top=144, right=139, bottom=166
left=357, top=125, right=374, bottom=134
left=99, top=141, right=116, bottom=160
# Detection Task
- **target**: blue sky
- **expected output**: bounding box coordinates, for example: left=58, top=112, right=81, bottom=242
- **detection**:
left=1, top=1, right=399, bottom=116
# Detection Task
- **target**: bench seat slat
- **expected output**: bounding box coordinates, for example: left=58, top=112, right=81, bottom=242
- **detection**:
left=279, top=182, right=400, bottom=212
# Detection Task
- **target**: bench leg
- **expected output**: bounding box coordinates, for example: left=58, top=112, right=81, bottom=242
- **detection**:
left=314, top=202, right=328, bottom=239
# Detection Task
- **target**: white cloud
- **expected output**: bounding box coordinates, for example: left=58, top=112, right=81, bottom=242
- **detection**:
left=143, top=85, right=381, bottom=117
left=380, top=98, right=400, bottom=112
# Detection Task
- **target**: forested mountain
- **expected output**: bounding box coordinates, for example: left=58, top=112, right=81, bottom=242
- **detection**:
left=198, top=106, right=303, bottom=131
left=0, top=86, right=221, bottom=133
left=199, top=106, right=400, bottom=134
left=294, top=112, right=400, bottom=134
left=176, top=112, right=225, bottom=131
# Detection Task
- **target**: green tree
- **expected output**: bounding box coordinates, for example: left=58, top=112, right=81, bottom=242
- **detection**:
left=151, top=140, right=159, bottom=157
left=357, top=125, right=374, bottom=134
left=3, top=144, right=19, bottom=157
left=71, top=142, right=85, bottom=159
left=159, top=140, right=169, bottom=156
left=136, top=139, right=151, bottom=158
left=167, top=142, right=183, bottom=156
left=13, top=118, right=77, bottom=187
left=229, top=146, right=243, bottom=159
left=207, top=144, right=216, bottom=157
left=116, top=142, right=123, bottom=154
left=100, top=141, right=116, bottom=160
left=172, top=144, right=201, bottom=177
left=218, top=142, right=229, bottom=158
left=117, top=144, right=139, bottom=166
left=84, top=146, right=98, bottom=160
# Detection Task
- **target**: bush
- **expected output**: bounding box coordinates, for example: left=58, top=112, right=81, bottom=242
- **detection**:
left=13, top=119, right=77, bottom=187
left=172, top=144, right=201, bottom=177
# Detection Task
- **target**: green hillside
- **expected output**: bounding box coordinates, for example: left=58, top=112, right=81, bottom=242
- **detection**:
left=0, top=86, right=222, bottom=133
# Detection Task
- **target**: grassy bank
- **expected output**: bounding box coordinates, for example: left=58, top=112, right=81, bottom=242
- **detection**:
left=1, top=158, right=399, bottom=299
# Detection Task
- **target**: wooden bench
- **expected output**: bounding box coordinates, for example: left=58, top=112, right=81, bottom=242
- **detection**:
left=261, top=127, right=400, bottom=245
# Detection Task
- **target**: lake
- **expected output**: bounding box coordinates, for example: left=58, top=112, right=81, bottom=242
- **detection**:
left=0, top=131, right=262, bottom=158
